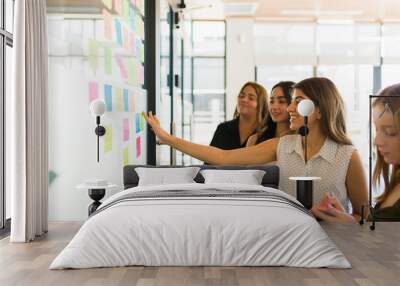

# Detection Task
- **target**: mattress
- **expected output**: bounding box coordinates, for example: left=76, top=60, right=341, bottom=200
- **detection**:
left=50, top=183, right=351, bottom=269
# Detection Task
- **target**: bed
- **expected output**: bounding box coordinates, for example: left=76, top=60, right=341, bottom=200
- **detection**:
left=50, top=165, right=350, bottom=269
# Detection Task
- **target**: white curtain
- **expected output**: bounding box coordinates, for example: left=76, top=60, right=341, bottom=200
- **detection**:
left=9, top=0, right=48, bottom=242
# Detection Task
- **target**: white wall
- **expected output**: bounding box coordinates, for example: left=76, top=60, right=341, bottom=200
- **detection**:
left=226, top=18, right=255, bottom=118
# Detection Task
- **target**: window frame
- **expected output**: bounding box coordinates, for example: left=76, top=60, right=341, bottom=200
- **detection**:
left=0, top=0, right=14, bottom=235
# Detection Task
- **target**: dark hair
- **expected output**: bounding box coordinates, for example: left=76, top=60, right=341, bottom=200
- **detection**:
left=372, top=83, right=400, bottom=205
left=271, top=81, right=295, bottom=104
left=293, top=77, right=352, bottom=145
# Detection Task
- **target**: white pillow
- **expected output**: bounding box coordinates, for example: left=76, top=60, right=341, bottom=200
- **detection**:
left=200, top=169, right=266, bottom=185
left=135, top=167, right=201, bottom=186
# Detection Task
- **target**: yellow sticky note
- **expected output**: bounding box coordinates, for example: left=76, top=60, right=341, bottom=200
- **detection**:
left=88, top=39, right=98, bottom=71
left=104, top=125, right=112, bottom=153
left=123, top=147, right=129, bottom=166
left=105, top=47, right=112, bottom=74
left=102, top=0, right=112, bottom=9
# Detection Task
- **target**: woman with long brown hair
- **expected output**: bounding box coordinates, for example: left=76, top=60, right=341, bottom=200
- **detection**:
left=145, top=77, right=368, bottom=222
left=371, top=83, right=400, bottom=218
left=209, top=82, right=271, bottom=150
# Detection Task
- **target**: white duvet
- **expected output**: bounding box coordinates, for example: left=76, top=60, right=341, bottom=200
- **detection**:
left=50, top=183, right=351, bottom=269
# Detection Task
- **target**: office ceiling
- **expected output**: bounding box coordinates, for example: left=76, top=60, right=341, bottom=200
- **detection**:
left=180, top=0, right=400, bottom=22
left=46, top=0, right=400, bottom=22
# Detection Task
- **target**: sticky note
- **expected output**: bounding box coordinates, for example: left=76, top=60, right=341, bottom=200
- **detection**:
left=123, top=118, right=129, bottom=141
left=102, top=9, right=113, bottom=40
left=88, top=82, right=99, bottom=103
left=115, top=54, right=127, bottom=78
left=126, top=58, right=137, bottom=85
left=104, top=84, right=113, bottom=111
left=137, top=64, right=144, bottom=86
left=136, top=136, right=141, bottom=158
left=135, top=113, right=140, bottom=133
left=122, top=0, right=130, bottom=18
left=88, top=39, right=98, bottom=71
left=123, top=146, right=129, bottom=165
left=115, top=87, right=123, bottom=112
left=115, top=19, right=123, bottom=46
left=104, top=47, right=112, bottom=75
left=123, top=89, right=129, bottom=111
left=102, top=0, right=112, bottom=9
left=129, top=90, right=135, bottom=112
left=114, top=0, right=122, bottom=15
left=140, top=112, right=145, bottom=131
left=104, top=124, right=112, bottom=152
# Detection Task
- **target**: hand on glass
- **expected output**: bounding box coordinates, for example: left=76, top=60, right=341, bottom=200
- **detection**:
left=311, top=192, right=356, bottom=222
left=142, top=111, right=171, bottom=145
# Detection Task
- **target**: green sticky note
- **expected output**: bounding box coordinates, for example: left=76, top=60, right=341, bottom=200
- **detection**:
left=122, top=0, right=129, bottom=18
left=104, top=125, right=112, bottom=152
left=140, top=112, right=145, bottom=131
left=115, top=88, right=123, bottom=112
left=123, top=147, right=129, bottom=166
left=105, top=47, right=112, bottom=75
left=88, top=39, right=98, bottom=71
left=126, top=57, right=137, bottom=85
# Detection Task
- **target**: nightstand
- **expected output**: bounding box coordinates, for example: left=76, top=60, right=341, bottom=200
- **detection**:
left=76, top=182, right=117, bottom=216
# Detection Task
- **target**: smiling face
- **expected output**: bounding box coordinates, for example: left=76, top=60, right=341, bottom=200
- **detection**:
left=237, top=85, right=258, bottom=118
left=269, top=87, right=290, bottom=123
left=286, top=89, right=321, bottom=131
left=373, top=103, right=400, bottom=165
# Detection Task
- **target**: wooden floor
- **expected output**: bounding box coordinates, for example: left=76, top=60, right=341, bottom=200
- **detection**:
left=0, top=222, right=399, bottom=286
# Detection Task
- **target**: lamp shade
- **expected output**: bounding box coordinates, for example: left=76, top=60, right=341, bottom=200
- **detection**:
left=90, top=99, right=106, bottom=116
left=297, top=99, right=315, bottom=117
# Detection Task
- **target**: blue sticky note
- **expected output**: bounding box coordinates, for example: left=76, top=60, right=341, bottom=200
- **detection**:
left=123, top=89, right=129, bottom=112
left=135, top=113, right=141, bottom=133
left=104, top=84, right=113, bottom=111
left=115, top=19, right=123, bottom=46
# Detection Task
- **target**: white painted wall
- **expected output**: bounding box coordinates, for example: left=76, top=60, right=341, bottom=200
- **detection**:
left=226, top=18, right=255, bottom=118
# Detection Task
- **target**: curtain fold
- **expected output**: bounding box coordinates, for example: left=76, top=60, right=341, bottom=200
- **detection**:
left=10, top=0, right=48, bottom=242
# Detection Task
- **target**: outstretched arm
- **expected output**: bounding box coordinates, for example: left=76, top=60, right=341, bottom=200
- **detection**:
left=144, top=112, right=278, bottom=165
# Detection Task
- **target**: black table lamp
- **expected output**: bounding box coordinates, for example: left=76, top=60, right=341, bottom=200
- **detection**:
left=90, top=99, right=106, bottom=162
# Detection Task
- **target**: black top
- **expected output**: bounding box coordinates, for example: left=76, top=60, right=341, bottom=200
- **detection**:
left=371, top=199, right=400, bottom=220
left=209, top=117, right=276, bottom=150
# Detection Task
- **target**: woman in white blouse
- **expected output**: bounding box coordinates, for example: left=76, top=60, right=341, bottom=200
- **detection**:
left=144, top=77, right=368, bottom=222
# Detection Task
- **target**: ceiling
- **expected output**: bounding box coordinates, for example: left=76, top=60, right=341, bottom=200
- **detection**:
left=46, top=0, right=400, bottom=22
left=177, top=0, right=400, bottom=22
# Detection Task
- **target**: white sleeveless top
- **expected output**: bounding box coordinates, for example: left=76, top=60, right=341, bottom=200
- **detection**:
left=277, top=134, right=355, bottom=212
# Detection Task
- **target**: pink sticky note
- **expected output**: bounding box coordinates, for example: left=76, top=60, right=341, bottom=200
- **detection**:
left=102, top=9, right=112, bottom=40
left=115, top=54, right=128, bottom=78
left=123, top=118, right=129, bottom=141
left=88, top=82, right=99, bottom=103
left=114, top=0, right=122, bottom=15
left=136, top=136, right=141, bottom=158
